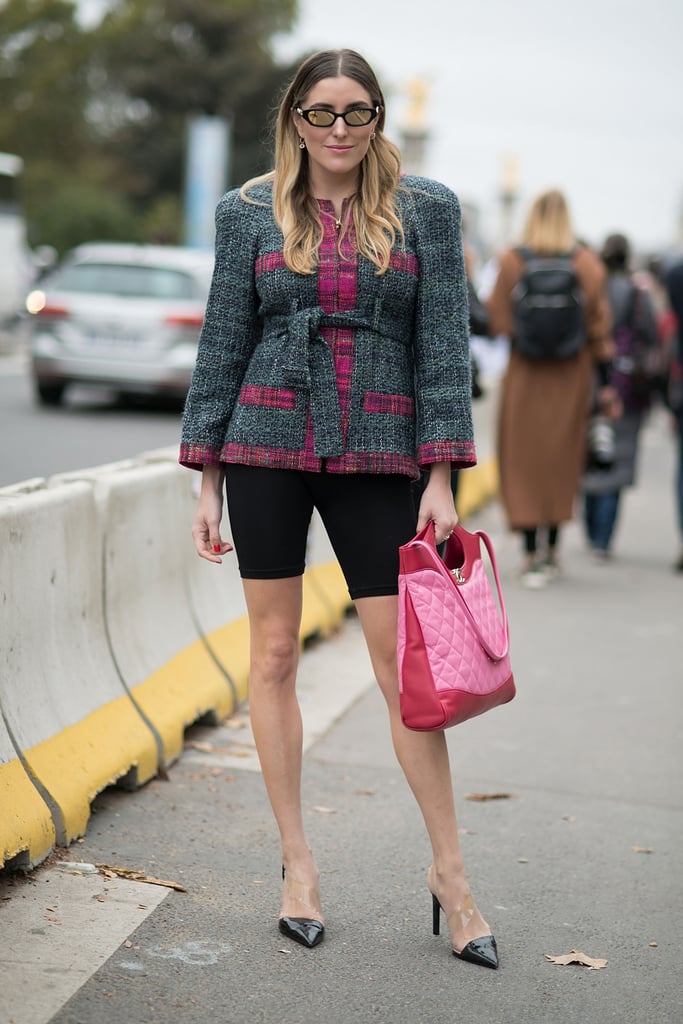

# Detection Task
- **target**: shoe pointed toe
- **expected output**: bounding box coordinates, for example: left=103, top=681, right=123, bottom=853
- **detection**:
left=278, top=916, right=325, bottom=949
left=453, top=934, right=498, bottom=969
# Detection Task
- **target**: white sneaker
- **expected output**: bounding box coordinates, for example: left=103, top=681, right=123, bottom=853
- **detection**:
left=540, top=557, right=562, bottom=580
left=520, top=564, right=547, bottom=589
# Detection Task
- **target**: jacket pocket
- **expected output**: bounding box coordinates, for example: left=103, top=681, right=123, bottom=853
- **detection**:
left=362, top=391, right=415, bottom=417
left=238, top=385, right=297, bottom=410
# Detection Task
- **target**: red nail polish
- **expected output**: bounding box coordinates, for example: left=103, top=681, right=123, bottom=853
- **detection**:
left=213, top=544, right=221, bottom=553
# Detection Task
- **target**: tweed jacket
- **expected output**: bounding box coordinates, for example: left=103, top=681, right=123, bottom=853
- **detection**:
left=180, top=174, right=476, bottom=477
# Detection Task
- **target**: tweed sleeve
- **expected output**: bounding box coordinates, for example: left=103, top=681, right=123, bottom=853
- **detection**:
left=408, top=181, right=476, bottom=469
left=179, top=190, right=261, bottom=470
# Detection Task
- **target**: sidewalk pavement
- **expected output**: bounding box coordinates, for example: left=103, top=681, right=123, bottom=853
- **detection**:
left=1, top=400, right=681, bottom=1024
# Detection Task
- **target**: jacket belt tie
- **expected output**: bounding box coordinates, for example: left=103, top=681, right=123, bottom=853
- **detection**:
left=270, top=306, right=382, bottom=459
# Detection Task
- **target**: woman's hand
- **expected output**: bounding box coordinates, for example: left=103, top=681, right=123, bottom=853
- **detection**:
left=417, top=462, right=458, bottom=544
left=192, top=465, right=233, bottom=563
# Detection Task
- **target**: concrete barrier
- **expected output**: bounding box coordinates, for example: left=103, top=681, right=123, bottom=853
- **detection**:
left=0, top=437, right=498, bottom=870
left=0, top=482, right=159, bottom=847
left=61, top=461, right=237, bottom=768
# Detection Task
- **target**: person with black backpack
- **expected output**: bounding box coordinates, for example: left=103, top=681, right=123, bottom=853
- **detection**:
left=487, top=189, right=615, bottom=587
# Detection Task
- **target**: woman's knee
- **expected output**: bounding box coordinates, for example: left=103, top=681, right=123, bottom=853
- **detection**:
left=251, top=631, right=300, bottom=686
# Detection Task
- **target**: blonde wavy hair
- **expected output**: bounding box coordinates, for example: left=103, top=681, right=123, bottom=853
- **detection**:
left=521, top=189, right=576, bottom=254
left=241, top=49, right=404, bottom=275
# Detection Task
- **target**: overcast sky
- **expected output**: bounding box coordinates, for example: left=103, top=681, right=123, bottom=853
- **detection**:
left=274, top=0, right=683, bottom=256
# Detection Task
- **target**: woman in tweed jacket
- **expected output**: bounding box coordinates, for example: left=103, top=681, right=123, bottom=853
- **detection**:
left=180, top=49, right=497, bottom=968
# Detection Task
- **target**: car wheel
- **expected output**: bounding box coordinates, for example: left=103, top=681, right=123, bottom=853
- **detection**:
left=36, top=381, right=66, bottom=406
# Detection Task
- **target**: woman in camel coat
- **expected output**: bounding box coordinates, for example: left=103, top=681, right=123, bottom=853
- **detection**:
left=487, top=189, right=613, bottom=586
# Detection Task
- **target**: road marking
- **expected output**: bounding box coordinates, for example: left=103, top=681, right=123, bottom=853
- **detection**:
left=0, top=861, right=170, bottom=1024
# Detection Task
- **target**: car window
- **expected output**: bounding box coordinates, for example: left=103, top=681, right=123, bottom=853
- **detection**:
left=54, top=262, right=201, bottom=300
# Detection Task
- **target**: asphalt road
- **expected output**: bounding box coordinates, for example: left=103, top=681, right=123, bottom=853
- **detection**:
left=0, top=355, right=182, bottom=487
left=1, top=403, right=680, bottom=1024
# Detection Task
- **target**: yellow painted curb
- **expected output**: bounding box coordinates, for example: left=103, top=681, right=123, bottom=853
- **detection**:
left=22, top=696, right=158, bottom=844
left=457, top=457, right=499, bottom=521
left=131, top=640, right=235, bottom=766
left=305, top=561, right=352, bottom=621
left=301, top=572, right=341, bottom=639
left=205, top=617, right=251, bottom=706
left=0, top=758, right=56, bottom=869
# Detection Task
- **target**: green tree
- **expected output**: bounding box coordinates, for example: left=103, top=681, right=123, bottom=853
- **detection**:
left=0, top=0, right=303, bottom=251
left=0, top=0, right=89, bottom=164
left=0, top=0, right=139, bottom=249
left=92, top=0, right=300, bottom=216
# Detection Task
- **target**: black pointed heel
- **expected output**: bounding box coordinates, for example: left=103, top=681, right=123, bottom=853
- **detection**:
left=452, top=934, right=499, bottom=969
left=278, top=865, right=325, bottom=949
left=431, top=891, right=499, bottom=969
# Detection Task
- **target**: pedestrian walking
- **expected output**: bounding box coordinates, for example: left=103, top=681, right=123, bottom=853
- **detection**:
left=486, top=189, right=614, bottom=587
left=180, top=49, right=498, bottom=968
left=582, top=233, right=659, bottom=558
left=664, top=256, right=683, bottom=570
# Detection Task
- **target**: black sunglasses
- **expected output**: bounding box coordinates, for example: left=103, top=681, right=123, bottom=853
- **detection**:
left=295, top=105, right=380, bottom=128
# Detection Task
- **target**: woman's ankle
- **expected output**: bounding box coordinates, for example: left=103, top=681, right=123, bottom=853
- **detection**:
left=429, top=858, right=467, bottom=887
left=281, top=844, right=318, bottom=875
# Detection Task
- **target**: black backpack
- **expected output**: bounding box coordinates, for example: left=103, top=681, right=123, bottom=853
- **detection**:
left=512, top=247, right=586, bottom=360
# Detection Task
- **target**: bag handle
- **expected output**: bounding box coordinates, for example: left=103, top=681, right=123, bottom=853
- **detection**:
left=409, top=522, right=510, bottom=662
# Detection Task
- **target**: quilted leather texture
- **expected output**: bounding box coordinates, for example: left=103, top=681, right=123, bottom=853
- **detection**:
left=397, top=526, right=515, bottom=729
left=405, top=564, right=510, bottom=693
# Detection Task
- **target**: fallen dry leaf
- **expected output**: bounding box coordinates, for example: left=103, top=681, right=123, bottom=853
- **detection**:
left=631, top=846, right=654, bottom=854
left=184, top=740, right=237, bottom=756
left=124, top=940, right=133, bottom=948
left=649, top=942, right=658, bottom=948
left=458, top=828, right=478, bottom=835
left=95, top=864, right=187, bottom=893
left=465, top=792, right=515, bottom=802
left=545, top=949, right=608, bottom=970
left=312, top=805, right=336, bottom=814
left=355, top=789, right=375, bottom=796
left=225, top=716, right=249, bottom=730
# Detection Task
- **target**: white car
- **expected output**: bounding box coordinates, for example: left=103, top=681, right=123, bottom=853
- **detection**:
left=27, top=242, right=214, bottom=405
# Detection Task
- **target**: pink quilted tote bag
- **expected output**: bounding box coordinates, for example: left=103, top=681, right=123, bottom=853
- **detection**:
left=397, top=522, right=515, bottom=730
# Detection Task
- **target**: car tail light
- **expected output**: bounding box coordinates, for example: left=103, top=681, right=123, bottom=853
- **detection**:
left=36, top=303, right=70, bottom=319
left=26, top=290, right=70, bottom=318
left=164, top=313, right=204, bottom=329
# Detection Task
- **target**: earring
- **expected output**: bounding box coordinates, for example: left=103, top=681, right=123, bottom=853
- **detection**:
left=299, top=138, right=306, bottom=150
left=370, top=132, right=376, bottom=140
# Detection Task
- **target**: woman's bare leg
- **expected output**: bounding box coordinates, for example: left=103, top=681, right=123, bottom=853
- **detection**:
left=242, top=576, right=323, bottom=922
left=354, top=594, right=491, bottom=951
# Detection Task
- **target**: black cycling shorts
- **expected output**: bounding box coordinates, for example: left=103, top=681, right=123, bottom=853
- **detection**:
left=224, top=464, right=418, bottom=600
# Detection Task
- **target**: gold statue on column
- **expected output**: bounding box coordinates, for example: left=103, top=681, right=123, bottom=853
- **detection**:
left=405, top=79, right=429, bottom=132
